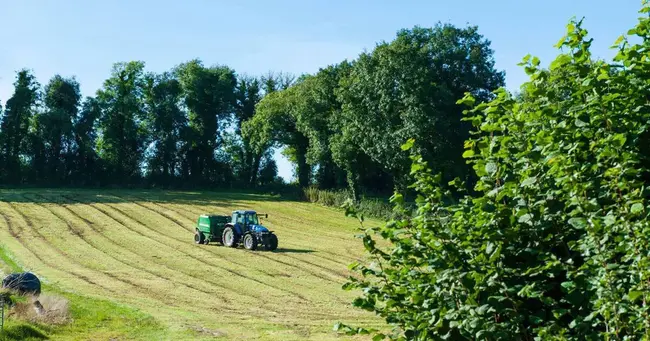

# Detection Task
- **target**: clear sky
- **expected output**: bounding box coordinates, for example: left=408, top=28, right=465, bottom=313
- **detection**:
left=0, top=0, right=642, bottom=181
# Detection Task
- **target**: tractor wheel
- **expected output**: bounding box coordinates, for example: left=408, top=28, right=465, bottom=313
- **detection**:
left=243, top=233, right=257, bottom=250
left=194, top=231, right=205, bottom=244
left=222, top=227, right=238, bottom=248
left=268, top=234, right=278, bottom=251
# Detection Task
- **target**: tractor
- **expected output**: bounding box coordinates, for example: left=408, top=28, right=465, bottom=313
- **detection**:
left=193, top=210, right=278, bottom=251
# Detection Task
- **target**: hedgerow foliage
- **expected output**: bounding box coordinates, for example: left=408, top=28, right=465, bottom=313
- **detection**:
left=340, top=4, right=650, bottom=340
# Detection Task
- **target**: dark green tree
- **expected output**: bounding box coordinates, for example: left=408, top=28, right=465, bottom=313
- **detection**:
left=0, top=69, right=40, bottom=184
left=96, top=61, right=147, bottom=184
left=233, top=75, right=264, bottom=185
left=143, top=71, right=186, bottom=185
left=337, top=24, right=504, bottom=192
left=37, top=75, right=81, bottom=183
left=243, top=84, right=311, bottom=187
left=72, top=96, right=102, bottom=185
left=175, top=59, right=237, bottom=184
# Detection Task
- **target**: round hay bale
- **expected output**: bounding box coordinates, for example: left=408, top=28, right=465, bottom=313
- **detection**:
left=2, top=272, right=41, bottom=297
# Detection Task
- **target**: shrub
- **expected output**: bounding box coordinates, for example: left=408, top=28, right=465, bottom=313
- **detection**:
left=339, top=5, right=650, bottom=340
left=303, top=187, right=397, bottom=220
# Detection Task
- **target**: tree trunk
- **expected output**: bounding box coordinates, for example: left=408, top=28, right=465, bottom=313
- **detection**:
left=295, top=133, right=310, bottom=188
left=250, top=153, right=262, bottom=186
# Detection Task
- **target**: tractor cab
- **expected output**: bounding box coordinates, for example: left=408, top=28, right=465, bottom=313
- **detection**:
left=231, top=210, right=268, bottom=232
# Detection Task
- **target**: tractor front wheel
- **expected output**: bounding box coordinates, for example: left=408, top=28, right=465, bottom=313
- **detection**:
left=194, top=230, right=205, bottom=244
left=222, top=227, right=238, bottom=248
left=268, top=234, right=278, bottom=251
left=243, top=233, right=257, bottom=250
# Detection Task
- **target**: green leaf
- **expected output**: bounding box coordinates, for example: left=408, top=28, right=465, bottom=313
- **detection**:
left=568, top=217, right=588, bottom=229
left=612, top=133, right=627, bottom=147
left=485, top=162, right=497, bottom=176
left=521, top=177, right=537, bottom=187
left=462, top=149, right=475, bottom=158
left=532, top=56, right=540, bottom=66
left=628, top=291, right=644, bottom=302
left=613, top=35, right=624, bottom=46
left=401, top=138, right=415, bottom=151
left=574, top=118, right=588, bottom=127
left=631, top=203, right=644, bottom=214
left=373, top=334, right=386, bottom=341
left=518, top=213, right=533, bottom=225
left=550, top=54, right=572, bottom=70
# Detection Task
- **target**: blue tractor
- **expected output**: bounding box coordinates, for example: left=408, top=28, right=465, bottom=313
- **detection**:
left=221, top=210, right=278, bottom=251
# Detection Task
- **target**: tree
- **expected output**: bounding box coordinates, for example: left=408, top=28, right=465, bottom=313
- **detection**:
left=233, top=75, right=263, bottom=185
left=96, top=61, right=147, bottom=184
left=175, top=59, right=236, bottom=184
left=37, top=75, right=81, bottom=183
left=337, top=24, right=504, bottom=192
left=243, top=83, right=311, bottom=187
left=143, top=71, right=186, bottom=186
left=71, top=96, right=102, bottom=185
left=0, top=69, right=40, bottom=184
left=340, top=7, right=650, bottom=340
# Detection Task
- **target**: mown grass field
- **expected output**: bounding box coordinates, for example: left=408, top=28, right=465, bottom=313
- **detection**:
left=0, top=189, right=385, bottom=340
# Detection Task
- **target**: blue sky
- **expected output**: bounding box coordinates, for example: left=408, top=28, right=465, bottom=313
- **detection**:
left=0, top=0, right=642, bottom=181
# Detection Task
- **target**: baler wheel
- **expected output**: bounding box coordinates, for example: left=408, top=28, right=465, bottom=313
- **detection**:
left=194, top=230, right=205, bottom=244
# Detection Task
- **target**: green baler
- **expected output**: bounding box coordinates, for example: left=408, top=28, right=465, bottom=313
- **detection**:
left=194, top=214, right=230, bottom=244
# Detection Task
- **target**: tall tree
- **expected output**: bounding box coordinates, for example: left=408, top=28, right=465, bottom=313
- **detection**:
left=175, top=59, right=236, bottom=184
left=233, top=76, right=263, bottom=185
left=244, top=83, right=311, bottom=187
left=96, top=61, right=147, bottom=184
left=143, top=71, right=186, bottom=185
left=72, top=96, right=101, bottom=185
left=37, top=75, right=81, bottom=183
left=0, top=69, right=40, bottom=184
left=337, top=24, right=505, bottom=191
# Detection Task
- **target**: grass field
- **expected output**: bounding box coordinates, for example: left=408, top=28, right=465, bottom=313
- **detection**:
left=0, top=189, right=385, bottom=340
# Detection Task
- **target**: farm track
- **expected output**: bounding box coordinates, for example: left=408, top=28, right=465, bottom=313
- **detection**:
left=0, top=190, right=383, bottom=340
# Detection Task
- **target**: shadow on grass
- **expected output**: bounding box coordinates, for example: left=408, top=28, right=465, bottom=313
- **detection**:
left=0, top=188, right=300, bottom=205
left=0, top=324, right=48, bottom=341
left=200, top=244, right=314, bottom=253
left=271, top=248, right=315, bottom=254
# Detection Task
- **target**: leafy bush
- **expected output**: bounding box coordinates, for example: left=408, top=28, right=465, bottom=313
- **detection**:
left=339, top=6, right=650, bottom=340
left=303, top=187, right=397, bottom=220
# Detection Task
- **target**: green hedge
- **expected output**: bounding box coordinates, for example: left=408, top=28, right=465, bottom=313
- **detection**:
left=338, top=7, right=650, bottom=340
left=302, top=187, right=399, bottom=220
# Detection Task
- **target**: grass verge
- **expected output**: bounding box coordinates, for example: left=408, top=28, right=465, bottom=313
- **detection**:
left=0, top=244, right=200, bottom=341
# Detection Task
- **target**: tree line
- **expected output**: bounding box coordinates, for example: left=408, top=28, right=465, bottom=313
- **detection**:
left=0, top=23, right=504, bottom=195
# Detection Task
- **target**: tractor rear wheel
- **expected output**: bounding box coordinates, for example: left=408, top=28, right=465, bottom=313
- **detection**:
left=222, top=227, right=238, bottom=248
left=243, top=233, right=257, bottom=250
left=194, top=230, right=205, bottom=244
left=268, top=234, right=278, bottom=251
